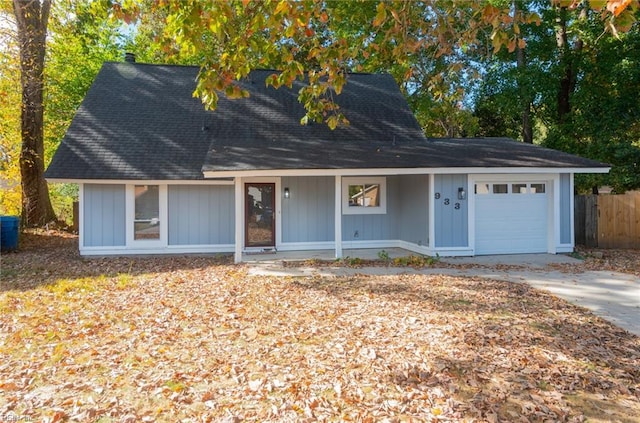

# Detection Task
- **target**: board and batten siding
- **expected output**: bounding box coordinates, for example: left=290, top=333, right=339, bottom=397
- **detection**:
left=434, top=174, right=468, bottom=248
left=281, top=176, right=334, bottom=243
left=342, top=176, right=399, bottom=241
left=168, top=185, right=234, bottom=245
left=396, top=174, right=429, bottom=247
left=83, top=184, right=126, bottom=247
left=559, top=173, right=572, bottom=244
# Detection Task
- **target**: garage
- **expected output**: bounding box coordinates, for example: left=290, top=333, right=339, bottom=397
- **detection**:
left=475, top=181, right=549, bottom=255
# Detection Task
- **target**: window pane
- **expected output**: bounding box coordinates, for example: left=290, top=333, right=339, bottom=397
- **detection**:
left=363, top=184, right=380, bottom=207
left=512, top=183, right=527, bottom=194
left=134, top=185, right=160, bottom=240
left=531, top=183, right=546, bottom=193
left=475, top=184, right=489, bottom=194
left=348, top=185, right=364, bottom=207
left=493, top=184, right=508, bottom=194
left=349, top=184, right=381, bottom=207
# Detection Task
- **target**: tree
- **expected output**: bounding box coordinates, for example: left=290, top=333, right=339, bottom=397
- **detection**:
left=110, top=0, right=633, bottom=129
left=1, top=1, right=126, bottom=223
left=473, top=0, right=640, bottom=191
left=13, top=0, right=56, bottom=226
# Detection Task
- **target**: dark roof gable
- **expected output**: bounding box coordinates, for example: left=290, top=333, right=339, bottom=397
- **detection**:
left=45, top=62, right=608, bottom=180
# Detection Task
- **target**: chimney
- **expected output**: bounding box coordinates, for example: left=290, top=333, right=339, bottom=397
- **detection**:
left=124, top=52, right=136, bottom=63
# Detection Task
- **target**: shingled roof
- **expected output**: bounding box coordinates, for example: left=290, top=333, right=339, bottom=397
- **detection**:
left=45, top=62, right=608, bottom=180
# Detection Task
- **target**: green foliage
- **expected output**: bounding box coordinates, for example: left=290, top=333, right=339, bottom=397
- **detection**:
left=1, top=1, right=126, bottom=222
left=392, top=255, right=439, bottom=268
left=377, top=249, right=390, bottom=263
left=474, top=1, right=640, bottom=192
left=0, top=11, right=22, bottom=216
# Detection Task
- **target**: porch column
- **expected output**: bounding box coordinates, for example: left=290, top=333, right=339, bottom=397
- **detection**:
left=234, top=176, right=243, bottom=263
left=334, top=175, right=343, bottom=258
left=549, top=175, right=560, bottom=254
left=428, top=174, right=435, bottom=251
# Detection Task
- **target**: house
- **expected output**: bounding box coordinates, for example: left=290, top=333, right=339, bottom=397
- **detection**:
left=44, top=61, right=610, bottom=262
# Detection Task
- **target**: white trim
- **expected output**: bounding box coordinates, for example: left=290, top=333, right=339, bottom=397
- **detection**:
left=334, top=176, right=342, bottom=258
left=78, top=183, right=85, bottom=248
left=328, top=239, right=473, bottom=258
left=467, top=176, right=475, bottom=254
left=342, top=240, right=397, bottom=250
left=397, top=240, right=431, bottom=256
left=46, top=178, right=234, bottom=185
left=80, top=244, right=234, bottom=256
left=556, top=245, right=574, bottom=253
left=431, top=248, right=474, bottom=257
left=341, top=176, right=387, bottom=215
left=550, top=175, right=559, bottom=254
left=428, top=175, right=435, bottom=250
left=234, top=177, right=243, bottom=263
left=334, top=239, right=435, bottom=256
left=278, top=241, right=335, bottom=251
left=569, top=173, right=575, bottom=249
left=202, top=166, right=610, bottom=179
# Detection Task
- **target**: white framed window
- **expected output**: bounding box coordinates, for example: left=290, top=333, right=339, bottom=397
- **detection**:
left=126, top=184, right=167, bottom=248
left=342, top=177, right=387, bottom=214
left=134, top=185, right=160, bottom=240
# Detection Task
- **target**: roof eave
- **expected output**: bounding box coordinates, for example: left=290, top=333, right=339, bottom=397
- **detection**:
left=201, top=166, right=611, bottom=179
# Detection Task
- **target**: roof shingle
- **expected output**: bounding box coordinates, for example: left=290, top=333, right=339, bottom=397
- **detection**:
left=45, top=62, right=608, bottom=180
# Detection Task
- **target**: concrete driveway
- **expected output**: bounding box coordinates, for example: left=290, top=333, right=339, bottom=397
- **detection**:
left=248, top=254, right=640, bottom=336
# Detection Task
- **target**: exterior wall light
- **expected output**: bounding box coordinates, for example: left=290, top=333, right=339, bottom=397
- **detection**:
left=284, top=187, right=290, bottom=199
left=458, top=187, right=466, bottom=200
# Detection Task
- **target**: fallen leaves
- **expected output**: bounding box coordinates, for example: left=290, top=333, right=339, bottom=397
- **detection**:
left=1, top=232, right=639, bottom=421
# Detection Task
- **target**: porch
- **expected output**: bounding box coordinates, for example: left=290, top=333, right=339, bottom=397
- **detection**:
left=242, top=247, right=413, bottom=263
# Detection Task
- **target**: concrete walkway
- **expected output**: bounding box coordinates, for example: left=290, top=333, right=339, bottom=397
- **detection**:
left=248, top=254, right=640, bottom=337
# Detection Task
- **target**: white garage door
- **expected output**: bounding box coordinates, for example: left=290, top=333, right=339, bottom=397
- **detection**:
left=475, top=181, right=548, bottom=255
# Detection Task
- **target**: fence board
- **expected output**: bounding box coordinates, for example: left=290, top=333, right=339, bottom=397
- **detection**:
left=575, top=195, right=598, bottom=247
left=597, top=192, right=640, bottom=249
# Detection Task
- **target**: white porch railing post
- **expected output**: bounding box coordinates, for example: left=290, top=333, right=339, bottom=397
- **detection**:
left=335, top=175, right=342, bottom=259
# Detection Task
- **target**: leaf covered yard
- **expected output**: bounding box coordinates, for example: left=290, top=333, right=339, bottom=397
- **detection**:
left=1, top=233, right=639, bottom=422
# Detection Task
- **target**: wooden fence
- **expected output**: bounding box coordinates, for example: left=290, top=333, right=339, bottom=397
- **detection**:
left=574, top=192, right=640, bottom=249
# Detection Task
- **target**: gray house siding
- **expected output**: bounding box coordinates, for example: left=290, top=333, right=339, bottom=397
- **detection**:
left=168, top=185, right=234, bottom=245
left=342, top=176, right=399, bottom=241
left=83, top=184, right=125, bottom=247
left=281, top=176, right=334, bottom=243
left=434, top=174, right=468, bottom=248
left=559, top=173, right=572, bottom=244
left=396, top=174, right=429, bottom=246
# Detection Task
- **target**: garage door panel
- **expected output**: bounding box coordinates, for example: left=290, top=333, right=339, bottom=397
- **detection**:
left=475, top=181, right=548, bottom=255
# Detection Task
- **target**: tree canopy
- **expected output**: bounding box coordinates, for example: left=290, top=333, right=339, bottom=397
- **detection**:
left=1, top=0, right=639, bottom=223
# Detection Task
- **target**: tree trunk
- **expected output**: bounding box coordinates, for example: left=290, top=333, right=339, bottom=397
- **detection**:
left=514, top=1, right=533, bottom=144
left=555, top=4, right=586, bottom=125
left=13, top=0, right=56, bottom=226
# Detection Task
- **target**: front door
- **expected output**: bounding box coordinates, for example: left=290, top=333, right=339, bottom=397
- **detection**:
left=245, top=183, right=275, bottom=248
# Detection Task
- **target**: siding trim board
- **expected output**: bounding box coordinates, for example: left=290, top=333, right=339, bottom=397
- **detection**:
left=202, top=166, right=609, bottom=179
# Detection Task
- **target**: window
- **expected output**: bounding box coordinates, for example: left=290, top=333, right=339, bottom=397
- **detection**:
left=342, top=177, right=386, bottom=214
left=475, top=181, right=547, bottom=195
left=475, top=184, right=490, bottom=194
left=134, top=185, right=160, bottom=240
left=531, top=183, right=546, bottom=193
left=512, top=183, right=527, bottom=194
left=493, top=184, right=508, bottom=194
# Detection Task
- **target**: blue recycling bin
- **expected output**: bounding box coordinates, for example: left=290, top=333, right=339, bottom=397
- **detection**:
left=1, top=216, right=20, bottom=251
